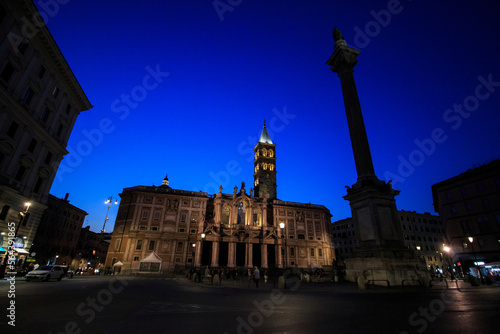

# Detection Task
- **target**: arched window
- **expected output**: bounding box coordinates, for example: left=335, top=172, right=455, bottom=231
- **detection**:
left=237, top=202, right=246, bottom=224
left=268, top=150, right=273, bottom=157
left=221, top=206, right=230, bottom=224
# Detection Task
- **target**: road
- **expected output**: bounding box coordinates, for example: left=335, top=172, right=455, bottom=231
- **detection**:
left=0, top=275, right=499, bottom=334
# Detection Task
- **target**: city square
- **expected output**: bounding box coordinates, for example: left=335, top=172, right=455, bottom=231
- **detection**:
left=1, top=274, right=499, bottom=333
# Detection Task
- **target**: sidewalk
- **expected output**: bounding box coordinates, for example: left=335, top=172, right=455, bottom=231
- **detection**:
left=429, top=278, right=500, bottom=290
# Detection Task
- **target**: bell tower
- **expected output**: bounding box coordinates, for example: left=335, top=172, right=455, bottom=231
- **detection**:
left=254, top=121, right=277, bottom=200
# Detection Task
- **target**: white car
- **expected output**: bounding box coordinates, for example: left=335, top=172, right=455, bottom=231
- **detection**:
left=25, top=265, right=65, bottom=282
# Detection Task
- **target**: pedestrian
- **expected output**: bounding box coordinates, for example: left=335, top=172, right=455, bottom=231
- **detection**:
left=264, top=270, right=269, bottom=283
left=253, top=266, right=260, bottom=288
left=248, top=268, right=252, bottom=287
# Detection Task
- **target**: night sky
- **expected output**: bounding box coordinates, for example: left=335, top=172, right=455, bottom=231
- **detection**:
left=41, top=1, right=500, bottom=233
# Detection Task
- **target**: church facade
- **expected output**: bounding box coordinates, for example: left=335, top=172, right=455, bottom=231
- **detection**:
left=105, top=123, right=335, bottom=274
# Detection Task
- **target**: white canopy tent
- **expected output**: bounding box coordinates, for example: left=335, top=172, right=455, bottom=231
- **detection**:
left=139, top=252, right=162, bottom=273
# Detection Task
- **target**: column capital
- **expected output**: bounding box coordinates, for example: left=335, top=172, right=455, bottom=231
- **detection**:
left=326, top=44, right=360, bottom=75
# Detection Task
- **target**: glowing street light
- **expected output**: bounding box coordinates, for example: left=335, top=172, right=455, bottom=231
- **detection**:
left=102, top=196, right=118, bottom=233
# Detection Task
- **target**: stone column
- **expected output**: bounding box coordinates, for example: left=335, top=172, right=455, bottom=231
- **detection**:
left=261, top=243, right=268, bottom=268
left=326, top=28, right=375, bottom=181
left=245, top=242, right=253, bottom=268
left=228, top=242, right=236, bottom=267
left=194, top=240, right=202, bottom=267
left=211, top=241, right=219, bottom=267
left=277, top=243, right=283, bottom=268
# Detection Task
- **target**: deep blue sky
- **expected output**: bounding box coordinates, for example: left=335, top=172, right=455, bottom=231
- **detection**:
left=41, top=0, right=500, bottom=233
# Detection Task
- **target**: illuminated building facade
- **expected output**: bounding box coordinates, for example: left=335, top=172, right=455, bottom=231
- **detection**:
left=0, top=1, right=91, bottom=270
left=105, top=123, right=335, bottom=273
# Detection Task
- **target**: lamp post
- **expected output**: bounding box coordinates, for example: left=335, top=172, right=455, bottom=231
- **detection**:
left=100, top=196, right=118, bottom=274
left=0, top=202, right=31, bottom=279
left=280, top=222, right=286, bottom=269
left=201, top=233, right=206, bottom=266
left=468, top=236, right=481, bottom=281
left=102, top=196, right=118, bottom=234
left=443, top=245, right=455, bottom=280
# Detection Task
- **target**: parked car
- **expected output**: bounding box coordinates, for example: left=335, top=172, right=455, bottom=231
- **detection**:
left=25, top=265, right=65, bottom=282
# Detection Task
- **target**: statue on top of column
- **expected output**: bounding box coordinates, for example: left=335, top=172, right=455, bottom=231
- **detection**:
left=332, top=27, right=347, bottom=48
left=333, top=27, right=343, bottom=42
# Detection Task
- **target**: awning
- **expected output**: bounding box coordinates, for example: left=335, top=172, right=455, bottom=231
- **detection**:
left=14, top=248, right=29, bottom=255
left=0, top=246, right=6, bottom=253
left=113, top=261, right=123, bottom=267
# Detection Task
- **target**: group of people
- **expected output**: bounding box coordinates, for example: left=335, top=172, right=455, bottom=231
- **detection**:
left=188, top=266, right=268, bottom=287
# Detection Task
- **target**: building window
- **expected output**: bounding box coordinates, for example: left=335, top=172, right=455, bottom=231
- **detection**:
left=446, top=192, right=452, bottom=200
left=7, top=121, right=19, bottom=138
left=482, top=199, right=489, bottom=207
left=18, top=40, right=29, bottom=54
left=237, top=202, right=246, bottom=224
left=315, top=224, right=320, bottom=233
left=114, top=239, right=121, bottom=251
left=179, top=228, right=185, bottom=233
left=154, top=211, right=161, bottom=220
left=181, top=213, right=187, bottom=223
left=56, top=123, right=64, bottom=137
left=177, top=242, right=183, bottom=252
left=466, top=202, right=472, bottom=211
left=1, top=62, right=15, bottom=82
left=290, top=248, right=295, bottom=256
left=22, top=87, right=35, bottom=105
left=148, top=240, right=155, bottom=251
left=151, top=226, right=158, bottom=231
left=38, top=65, right=46, bottom=78
left=133, top=256, right=139, bottom=261
left=298, top=234, right=305, bottom=239
left=221, top=206, right=230, bottom=224
left=310, top=248, right=315, bottom=257
left=33, top=177, right=43, bottom=194
left=28, top=138, right=37, bottom=152
left=144, top=197, right=152, bottom=203
left=0, top=205, right=10, bottom=220
left=141, top=210, right=149, bottom=219
left=136, top=240, right=142, bottom=250
left=40, top=107, right=51, bottom=123
left=15, top=165, right=26, bottom=182
left=450, top=206, right=456, bottom=214
left=318, top=248, right=323, bottom=257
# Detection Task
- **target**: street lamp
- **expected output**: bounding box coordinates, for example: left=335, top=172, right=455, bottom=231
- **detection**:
left=443, top=245, right=455, bottom=279
left=280, top=222, right=286, bottom=269
left=191, top=243, right=196, bottom=266
left=0, top=202, right=31, bottom=279
left=102, top=196, right=118, bottom=233
left=200, top=233, right=206, bottom=266
left=468, top=236, right=481, bottom=281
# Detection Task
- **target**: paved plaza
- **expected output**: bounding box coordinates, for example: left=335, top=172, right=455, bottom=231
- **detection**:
left=1, top=274, right=499, bottom=334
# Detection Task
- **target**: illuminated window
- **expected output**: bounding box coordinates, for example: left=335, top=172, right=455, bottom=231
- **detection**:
left=237, top=202, right=246, bottom=224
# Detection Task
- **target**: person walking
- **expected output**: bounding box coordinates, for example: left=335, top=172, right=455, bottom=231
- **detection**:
left=253, top=266, right=260, bottom=288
